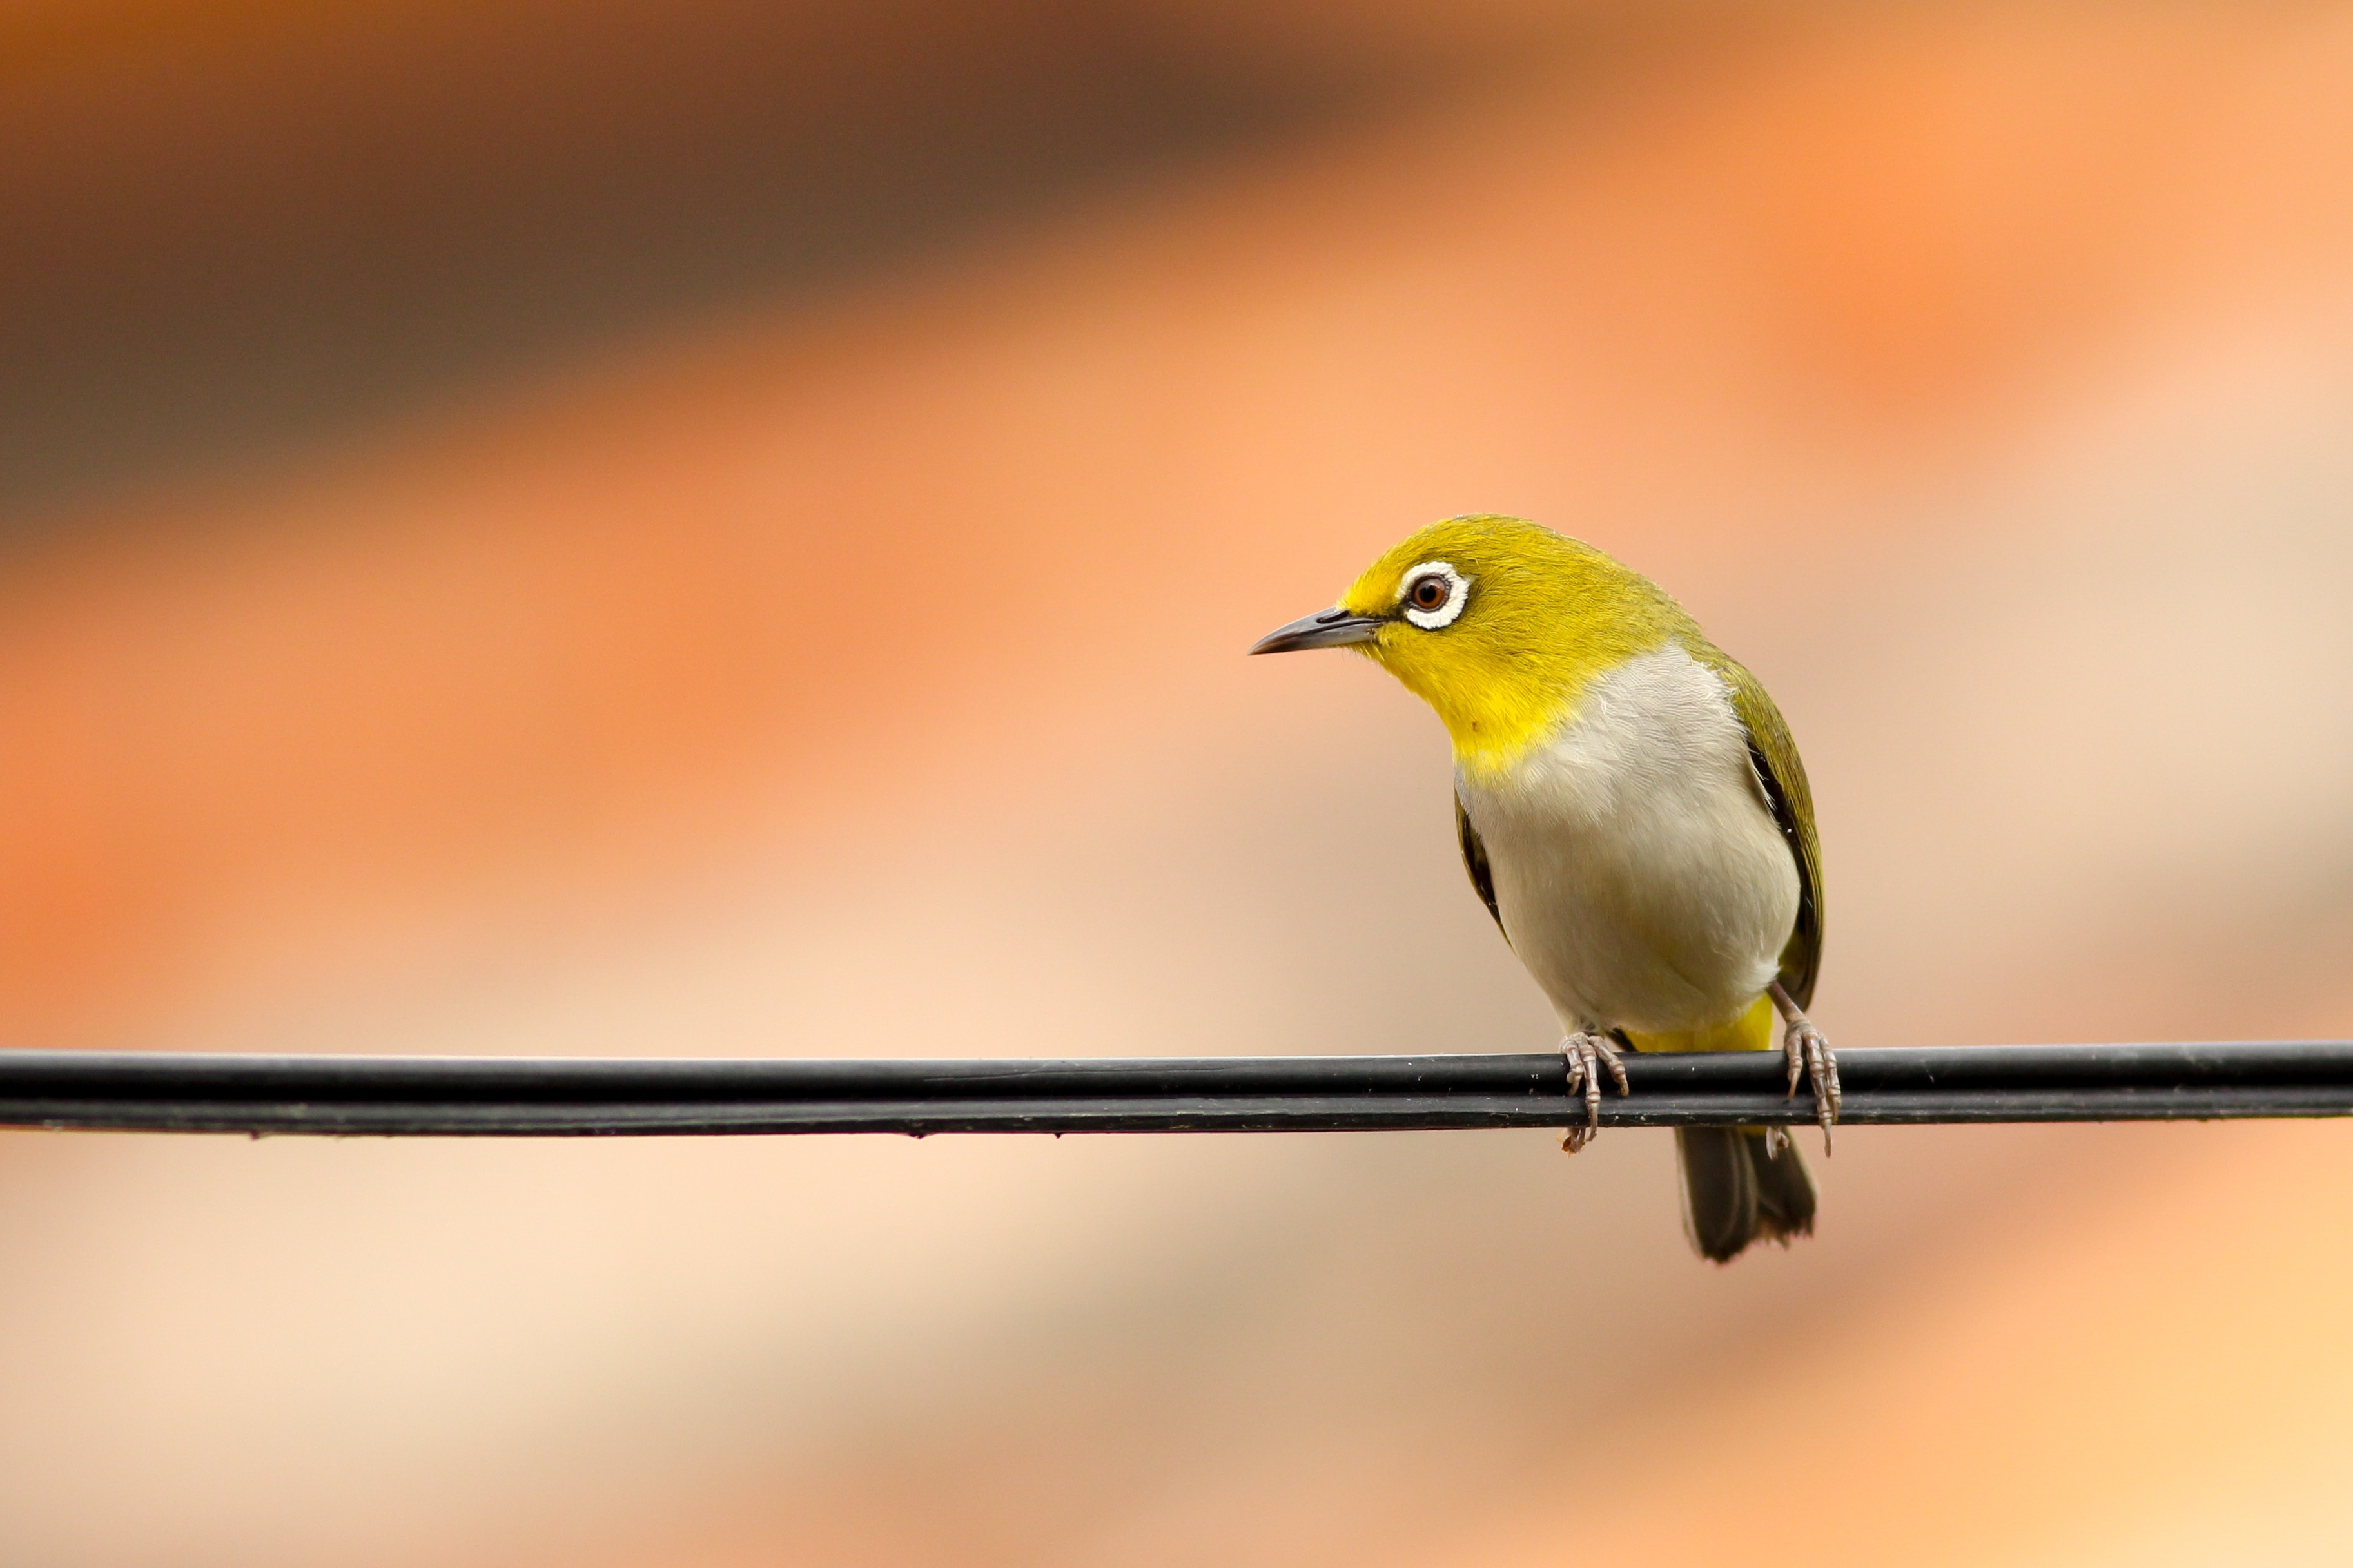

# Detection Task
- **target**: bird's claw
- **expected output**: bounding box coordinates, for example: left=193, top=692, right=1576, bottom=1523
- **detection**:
left=1559, top=1032, right=1630, bottom=1155
left=1777, top=1011, right=1840, bottom=1153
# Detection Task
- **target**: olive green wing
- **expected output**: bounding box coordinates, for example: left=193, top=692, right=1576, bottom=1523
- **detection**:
left=1454, top=793, right=1508, bottom=944
left=1709, top=653, right=1824, bottom=1009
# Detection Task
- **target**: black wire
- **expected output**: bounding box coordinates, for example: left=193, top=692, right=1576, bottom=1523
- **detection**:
left=2, top=1042, right=2350, bottom=1136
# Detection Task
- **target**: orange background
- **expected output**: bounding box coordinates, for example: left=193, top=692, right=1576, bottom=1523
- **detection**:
left=3, top=3, right=2353, bottom=1563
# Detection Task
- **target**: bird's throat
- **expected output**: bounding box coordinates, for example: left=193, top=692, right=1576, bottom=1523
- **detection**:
left=1367, top=639, right=1600, bottom=779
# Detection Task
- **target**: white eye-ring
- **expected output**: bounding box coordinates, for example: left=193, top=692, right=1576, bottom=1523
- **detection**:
left=1397, top=562, right=1470, bottom=629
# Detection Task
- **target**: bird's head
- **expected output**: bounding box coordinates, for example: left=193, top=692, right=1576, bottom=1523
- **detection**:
left=1251, top=514, right=1684, bottom=774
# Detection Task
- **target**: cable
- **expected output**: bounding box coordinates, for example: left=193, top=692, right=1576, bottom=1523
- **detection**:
left=2, top=1042, right=2350, bottom=1136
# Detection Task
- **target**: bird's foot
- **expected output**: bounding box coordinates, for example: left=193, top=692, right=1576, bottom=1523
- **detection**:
left=1559, top=1031, right=1630, bottom=1155
left=1769, top=982, right=1840, bottom=1152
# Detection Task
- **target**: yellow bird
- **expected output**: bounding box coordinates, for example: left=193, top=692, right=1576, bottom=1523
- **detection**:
left=1252, top=514, right=1837, bottom=1262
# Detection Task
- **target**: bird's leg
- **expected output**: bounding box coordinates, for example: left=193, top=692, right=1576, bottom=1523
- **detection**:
left=1559, top=1031, right=1630, bottom=1155
left=1768, top=981, right=1840, bottom=1152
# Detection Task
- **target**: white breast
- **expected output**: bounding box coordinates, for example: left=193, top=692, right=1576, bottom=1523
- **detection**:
left=1456, top=644, right=1799, bottom=1036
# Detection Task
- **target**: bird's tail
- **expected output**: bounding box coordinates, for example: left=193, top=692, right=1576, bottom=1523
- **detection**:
left=1674, top=1127, right=1816, bottom=1263
left=1626, top=993, right=1815, bottom=1262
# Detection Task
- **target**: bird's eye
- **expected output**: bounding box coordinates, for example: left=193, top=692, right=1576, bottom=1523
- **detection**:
left=1396, top=560, right=1469, bottom=629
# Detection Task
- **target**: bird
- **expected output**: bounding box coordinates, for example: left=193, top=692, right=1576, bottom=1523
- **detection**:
left=1250, top=514, right=1837, bottom=1263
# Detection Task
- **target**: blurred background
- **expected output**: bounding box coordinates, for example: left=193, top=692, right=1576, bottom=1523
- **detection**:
left=3, top=0, right=2352, bottom=1562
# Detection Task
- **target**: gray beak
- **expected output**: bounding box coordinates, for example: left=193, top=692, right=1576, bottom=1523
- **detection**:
left=1249, top=608, right=1384, bottom=655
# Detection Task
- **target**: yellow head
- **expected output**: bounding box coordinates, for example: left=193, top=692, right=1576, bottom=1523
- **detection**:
left=1251, top=515, right=1693, bottom=774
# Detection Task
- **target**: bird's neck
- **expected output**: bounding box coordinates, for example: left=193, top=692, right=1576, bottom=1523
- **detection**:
left=1424, top=663, right=1587, bottom=777
left=1400, top=622, right=1683, bottom=780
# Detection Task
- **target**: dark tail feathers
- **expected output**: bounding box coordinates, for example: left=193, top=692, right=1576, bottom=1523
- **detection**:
left=1675, top=1126, right=1817, bottom=1263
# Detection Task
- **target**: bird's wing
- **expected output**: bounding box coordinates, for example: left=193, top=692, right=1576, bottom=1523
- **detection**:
left=1712, top=655, right=1825, bottom=1009
left=1454, top=792, right=1508, bottom=945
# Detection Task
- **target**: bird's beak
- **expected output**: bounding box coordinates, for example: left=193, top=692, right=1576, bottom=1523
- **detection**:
left=1249, top=608, right=1383, bottom=655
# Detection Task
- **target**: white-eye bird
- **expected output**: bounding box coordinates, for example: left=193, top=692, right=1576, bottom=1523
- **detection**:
left=1251, top=514, right=1837, bottom=1263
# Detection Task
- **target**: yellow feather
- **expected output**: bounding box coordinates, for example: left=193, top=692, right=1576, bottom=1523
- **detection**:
left=1624, top=992, right=1777, bottom=1055
left=1337, top=515, right=1690, bottom=776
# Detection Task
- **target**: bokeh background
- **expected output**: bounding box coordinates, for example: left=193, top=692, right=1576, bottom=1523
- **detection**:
left=5, top=1, right=2353, bottom=1562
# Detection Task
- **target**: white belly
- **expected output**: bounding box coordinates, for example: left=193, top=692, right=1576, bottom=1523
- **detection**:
left=1456, top=644, right=1799, bottom=1036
